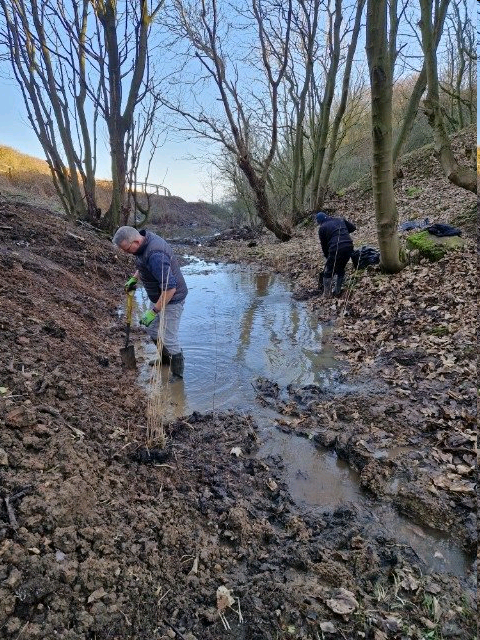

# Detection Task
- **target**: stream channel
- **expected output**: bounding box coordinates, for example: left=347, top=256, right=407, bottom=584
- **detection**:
left=133, top=256, right=470, bottom=580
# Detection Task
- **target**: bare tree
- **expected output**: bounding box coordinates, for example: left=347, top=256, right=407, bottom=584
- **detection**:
left=163, top=0, right=366, bottom=240
left=164, top=0, right=293, bottom=240
left=419, top=0, right=476, bottom=192
left=366, top=0, right=403, bottom=273
left=280, top=0, right=366, bottom=220
left=392, top=0, right=450, bottom=163
left=126, top=92, right=163, bottom=227
left=0, top=0, right=164, bottom=231
left=440, top=0, right=476, bottom=128
left=309, top=0, right=366, bottom=211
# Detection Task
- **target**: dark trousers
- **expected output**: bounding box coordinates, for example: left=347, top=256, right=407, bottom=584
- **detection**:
left=323, top=245, right=353, bottom=278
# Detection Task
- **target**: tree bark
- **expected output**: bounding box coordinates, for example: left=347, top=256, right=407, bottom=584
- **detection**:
left=366, top=0, right=403, bottom=273
left=393, top=0, right=450, bottom=163
left=419, top=0, right=476, bottom=193
left=238, top=157, right=292, bottom=241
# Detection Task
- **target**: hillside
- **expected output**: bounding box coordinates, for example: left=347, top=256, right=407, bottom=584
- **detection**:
left=0, top=145, right=227, bottom=234
left=0, top=128, right=477, bottom=640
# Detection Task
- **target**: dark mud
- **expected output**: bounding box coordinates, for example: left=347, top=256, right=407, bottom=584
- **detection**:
left=0, top=200, right=477, bottom=639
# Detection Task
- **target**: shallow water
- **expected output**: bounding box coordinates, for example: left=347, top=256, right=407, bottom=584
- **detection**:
left=133, top=257, right=471, bottom=578
left=136, top=257, right=338, bottom=414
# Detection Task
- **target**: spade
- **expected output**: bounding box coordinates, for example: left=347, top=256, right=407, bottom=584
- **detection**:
left=120, top=291, right=136, bottom=368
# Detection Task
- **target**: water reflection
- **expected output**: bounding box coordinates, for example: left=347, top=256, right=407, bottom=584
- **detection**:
left=136, top=257, right=337, bottom=415
left=133, top=257, right=471, bottom=578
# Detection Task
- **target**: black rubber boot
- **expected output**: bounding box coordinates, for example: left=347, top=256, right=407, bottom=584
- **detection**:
left=169, top=352, right=184, bottom=382
left=323, top=277, right=333, bottom=298
left=150, top=339, right=172, bottom=364
left=161, top=345, right=172, bottom=365
left=334, top=276, right=344, bottom=296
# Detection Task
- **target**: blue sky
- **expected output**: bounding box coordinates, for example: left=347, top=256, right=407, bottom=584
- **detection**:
left=0, top=71, right=214, bottom=203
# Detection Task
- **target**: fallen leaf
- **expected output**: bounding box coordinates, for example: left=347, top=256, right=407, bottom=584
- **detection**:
left=88, top=587, right=107, bottom=603
left=400, top=574, right=419, bottom=591
left=216, top=585, right=234, bottom=612
left=319, top=621, right=336, bottom=633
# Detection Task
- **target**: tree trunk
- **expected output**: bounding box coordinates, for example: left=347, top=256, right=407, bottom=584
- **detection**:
left=366, top=0, right=403, bottom=273
left=314, top=0, right=365, bottom=211
left=309, top=0, right=343, bottom=209
left=238, top=157, right=292, bottom=241
left=393, top=0, right=450, bottom=164
left=419, top=0, right=476, bottom=193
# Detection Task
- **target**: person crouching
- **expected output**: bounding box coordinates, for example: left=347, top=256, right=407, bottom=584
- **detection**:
left=315, top=211, right=356, bottom=298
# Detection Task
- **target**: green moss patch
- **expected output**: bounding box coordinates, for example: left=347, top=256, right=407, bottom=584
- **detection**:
left=406, top=230, right=464, bottom=262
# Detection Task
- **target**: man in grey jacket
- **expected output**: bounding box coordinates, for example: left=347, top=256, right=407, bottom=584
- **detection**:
left=113, top=226, right=188, bottom=380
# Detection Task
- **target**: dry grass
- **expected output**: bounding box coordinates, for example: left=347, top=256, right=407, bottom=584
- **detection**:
left=0, top=145, right=116, bottom=213
left=0, top=144, right=51, bottom=175
left=145, top=267, right=177, bottom=449
left=146, top=305, right=168, bottom=449
left=0, top=145, right=61, bottom=210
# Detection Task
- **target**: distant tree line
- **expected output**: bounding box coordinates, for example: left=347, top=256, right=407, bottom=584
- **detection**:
left=0, top=0, right=476, bottom=272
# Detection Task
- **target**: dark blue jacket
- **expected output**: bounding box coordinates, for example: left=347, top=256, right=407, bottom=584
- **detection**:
left=134, top=230, right=188, bottom=304
left=318, top=217, right=356, bottom=258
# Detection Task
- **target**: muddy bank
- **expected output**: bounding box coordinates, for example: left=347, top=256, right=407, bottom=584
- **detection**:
left=0, top=199, right=477, bottom=639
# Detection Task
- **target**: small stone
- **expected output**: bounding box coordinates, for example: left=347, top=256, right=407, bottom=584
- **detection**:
left=5, top=567, right=22, bottom=588
left=5, top=406, right=36, bottom=429
left=319, top=621, right=336, bottom=633
left=0, top=448, right=8, bottom=466
left=88, top=587, right=107, bottom=603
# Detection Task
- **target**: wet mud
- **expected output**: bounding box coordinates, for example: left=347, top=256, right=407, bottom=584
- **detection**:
left=0, top=200, right=477, bottom=639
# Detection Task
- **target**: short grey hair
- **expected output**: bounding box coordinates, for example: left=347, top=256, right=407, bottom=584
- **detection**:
left=112, top=226, right=142, bottom=247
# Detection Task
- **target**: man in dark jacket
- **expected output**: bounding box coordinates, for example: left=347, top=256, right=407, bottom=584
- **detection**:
left=316, top=211, right=356, bottom=297
left=113, top=226, right=188, bottom=380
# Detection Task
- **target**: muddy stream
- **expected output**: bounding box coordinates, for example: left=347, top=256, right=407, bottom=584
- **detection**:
left=133, top=257, right=469, bottom=580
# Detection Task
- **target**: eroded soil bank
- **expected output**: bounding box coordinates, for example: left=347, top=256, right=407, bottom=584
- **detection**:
left=0, top=158, right=477, bottom=640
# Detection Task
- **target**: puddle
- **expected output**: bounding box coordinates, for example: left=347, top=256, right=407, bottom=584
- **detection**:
left=258, top=423, right=471, bottom=577
left=258, top=424, right=362, bottom=507
left=132, top=257, right=472, bottom=579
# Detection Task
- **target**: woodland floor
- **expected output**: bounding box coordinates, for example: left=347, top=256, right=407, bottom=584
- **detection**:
left=0, top=127, right=477, bottom=640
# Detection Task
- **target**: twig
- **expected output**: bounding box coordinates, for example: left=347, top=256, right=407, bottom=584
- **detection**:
left=157, top=588, right=171, bottom=603
left=4, top=497, right=18, bottom=529
left=15, top=621, right=30, bottom=639
left=10, top=486, right=33, bottom=501
left=219, top=611, right=231, bottom=630
left=237, top=598, right=244, bottom=623
left=67, top=231, right=85, bottom=242
left=3, top=484, right=33, bottom=529
left=441, top=446, right=476, bottom=456
left=65, top=423, right=85, bottom=438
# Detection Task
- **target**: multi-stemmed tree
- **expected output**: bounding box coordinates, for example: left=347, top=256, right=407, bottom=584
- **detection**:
left=0, top=0, right=165, bottom=231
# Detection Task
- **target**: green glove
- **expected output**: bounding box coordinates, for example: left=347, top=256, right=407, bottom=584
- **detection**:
left=139, top=309, right=157, bottom=327
left=124, top=276, right=138, bottom=292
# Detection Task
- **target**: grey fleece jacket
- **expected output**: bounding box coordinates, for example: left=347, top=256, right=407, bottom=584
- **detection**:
left=134, top=230, right=188, bottom=304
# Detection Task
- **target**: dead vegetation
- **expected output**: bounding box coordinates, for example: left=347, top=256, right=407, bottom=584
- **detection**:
left=0, top=127, right=477, bottom=639
left=0, top=145, right=228, bottom=234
